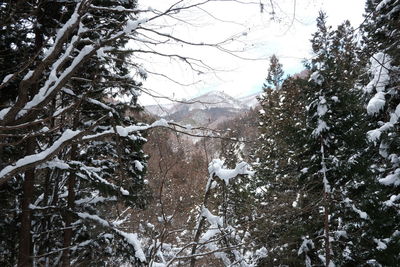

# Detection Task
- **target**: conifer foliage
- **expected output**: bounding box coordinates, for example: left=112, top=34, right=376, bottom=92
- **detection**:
left=264, top=54, right=284, bottom=90
left=252, top=4, right=400, bottom=265
left=0, top=1, right=152, bottom=265
left=1, top=0, right=400, bottom=266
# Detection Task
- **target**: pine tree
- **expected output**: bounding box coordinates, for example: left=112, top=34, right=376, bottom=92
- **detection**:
left=264, top=54, right=284, bottom=90
left=353, top=0, right=400, bottom=265
left=300, top=13, right=371, bottom=266
left=0, top=1, right=151, bottom=265
left=251, top=75, right=310, bottom=265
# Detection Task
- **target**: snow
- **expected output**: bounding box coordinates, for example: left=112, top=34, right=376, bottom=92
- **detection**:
left=208, top=159, right=254, bottom=185
left=96, top=47, right=107, bottom=60
left=367, top=122, right=393, bottom=143
left=23, top=70, right=34, bottom=81
left=87, top=119, right=170, bottom=139
left=309, top=71, right=324, bottom=85
left=379, top=168, right=400, bottom=186
left=18, top=45, right=94, bottom=118
left=77, top=213, right=146, bottom=262
left=317, top=97, right=328, bottom=116
left=120, top=188, right=130, bottom=195
left=124, top=18, right=148, bottom=34
left=335, top=230, right=348, bottom=239
left=151, top=118, right=169, bottom=127
left=367, top=92, right=386, bottom=115
left=298, top=237, right=314, bottom=255
left=75, top=196, right=117, bottom=205
left=134, top=160, right=144, bottom=171
left=331, top=96, right=339, bottom=102
left=53, top=104, right=74, bottom=117
left=116, top=231, right=146, bottom=262
left=0, top=107, right=11, bottom=120
left=373, top=238, right=387, bottom=250
left=77, top=212, right=109, bottom=227
left=300, top=168, right=309, bottom=174
left=37, top=158, right=70, bottom=170
left=389, top=104, right=400, bottom=124
left=201, top=207, right=223, bottom=227
left=312, top=119, right=329, bottom=137
left=42, top=3, right=81, bottom=61
left=384, top=194, right=400, bottom=207
left=61, top=87, right=75, bottom=96
left=343, top=198, right=368, bottom=219
left=292, top=193, right=301, bottom=208
left=2, top=73, right=13, bottom=84
left=87, top=98, right=116, bottom=113
left=377, top=0, right=392, bottom=11
left=255, top=247, right=268, bottom=258
left=29, top=204, right=55, bottom=210
left=364, top=52, right=391, bottom=94
left=138, top=66, right=147, bottom=78
left=367, top=129, right=382, bottom=143
left=322, top=168, right=331, bottom=193
left=0, top=129, right=81, bottom=180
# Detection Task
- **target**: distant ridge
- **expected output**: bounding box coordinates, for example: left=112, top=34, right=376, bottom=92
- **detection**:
left=144, top=90, right=260, bottom=127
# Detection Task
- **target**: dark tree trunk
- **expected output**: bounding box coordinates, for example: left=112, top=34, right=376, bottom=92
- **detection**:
left=17, top=138, right=35, bottom=267
left=324, top=191, right=331, bottom=267
left=61, top=115, right=79, bottom=267
left=190, top=179, right=213, bottom=267
left=18, top=14, right=44, bottom=265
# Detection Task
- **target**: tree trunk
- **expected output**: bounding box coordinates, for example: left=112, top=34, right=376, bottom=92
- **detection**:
left=18, top=13, right=44, bottom=265
left=324, top=191, right=330, bottom=267
left=190, top=179, right=213, bottom=267
left=61, top=116, right=79, bottom=267
left=18, top=138, right=35, bottom=267
left=320, top=138, right=331, bottom=267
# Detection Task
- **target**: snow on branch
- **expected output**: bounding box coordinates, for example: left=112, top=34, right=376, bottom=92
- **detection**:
left=208, top=159, right=254, bottom=185
left=364, top=52, right=391, bottom=95
left=343, top=198, right=369, bottom=220
left=0, top=119, right=172, bottom=186
left=77, top=212, right=146, bottom=262
left=0, top=129, right=82, bottom=185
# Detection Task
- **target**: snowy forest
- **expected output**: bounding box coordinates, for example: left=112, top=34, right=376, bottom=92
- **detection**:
left=0, top=0, right=399, bottom=266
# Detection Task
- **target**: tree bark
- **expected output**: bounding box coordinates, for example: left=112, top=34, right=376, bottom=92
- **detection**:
left=190, top=178, right=213, bottom=267
left=18, top=138, right=35, bottom=267
left=324, top=191, right=331, bottom=267
left=61, top=115, right=79, bottom=267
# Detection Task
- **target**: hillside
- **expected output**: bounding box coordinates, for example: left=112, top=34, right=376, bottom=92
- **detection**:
left=144, top=90, right=260, bottom=127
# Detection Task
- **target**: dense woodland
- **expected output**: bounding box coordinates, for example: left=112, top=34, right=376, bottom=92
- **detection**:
left=0, top=0, right=399, bottom=266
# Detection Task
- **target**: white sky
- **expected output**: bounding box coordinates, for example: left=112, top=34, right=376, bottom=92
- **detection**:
left=134, top=0, right=366, bottom=105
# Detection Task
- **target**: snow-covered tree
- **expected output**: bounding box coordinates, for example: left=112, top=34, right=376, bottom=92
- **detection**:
left=263, top=54, right=284, bottom=90
left=0, top=0, right=156, bottom=265
left=355, top=0, right=400, bottom=264
left=252, top=75, right=310, bottom=265
left=300, top=12, right=373, bottom=266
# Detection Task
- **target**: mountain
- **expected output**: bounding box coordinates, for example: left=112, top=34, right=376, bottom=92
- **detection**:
left=237, top=91, right=261, bottom=108
left=144, top=90, right=260, bottom=127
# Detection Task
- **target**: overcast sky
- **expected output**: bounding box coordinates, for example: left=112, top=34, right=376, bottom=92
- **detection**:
left=134, top=0, right=366, bottom=105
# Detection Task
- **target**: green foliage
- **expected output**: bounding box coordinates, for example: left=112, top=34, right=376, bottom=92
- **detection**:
left=263, top=54, right=284, bottom=90
left=0, top=0, right=150, bottom=265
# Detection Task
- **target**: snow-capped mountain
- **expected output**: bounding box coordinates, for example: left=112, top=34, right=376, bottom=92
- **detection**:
left=237, top=91, right=261, bottom=108
left=144, top=90, right=260, bottom=127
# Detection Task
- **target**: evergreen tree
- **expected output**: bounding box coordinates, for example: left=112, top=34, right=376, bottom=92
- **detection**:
left=300, top=13, right=372, bottom=266
left=0, top=1, right=151, bottom=265
left=251, top=75, right=310, bottom=265
left=354, top=0, right=400, bottom=265
left=264, top=54, right=284, bottom=90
